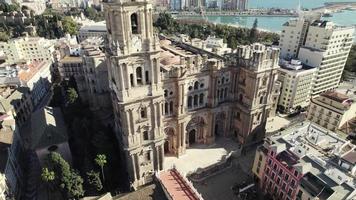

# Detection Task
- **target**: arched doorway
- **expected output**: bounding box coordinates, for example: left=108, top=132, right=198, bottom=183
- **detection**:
left=164, top=140, right=169, bottom=155
left=214, top=112, right=226, bottom=136
left=189, top=129, right=196, bottom=145
left=164, top=127, right=175, bottom=155
left=186, top=116, right=205, bottom=147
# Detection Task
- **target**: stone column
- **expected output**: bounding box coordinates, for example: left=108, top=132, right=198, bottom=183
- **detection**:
left=135, top=153, right=140, bottom=180
left=133, top=69, right=137, bottom=87
left=124, top=64, right=131, bottom=89
left=160, top=145, right=164, bottom=170
left=131, top=153, right=137, bottom=182
left=118, top=64, right=124, bottom=90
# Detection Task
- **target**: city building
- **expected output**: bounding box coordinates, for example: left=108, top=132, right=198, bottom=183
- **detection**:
left=58, top=56, right=83, bottom=80
left=0, top=86, right=33, bottom=127
left=298, top=21, right=354, bottom=96
left=237, top=0, right=248, bottom=11
left=307, top=90, right=356, bottom=132
left=280, top=14, right=354, bottom=97
left=0, top=36, right=55, bottom=65
left=104, top=0, right=279, bottom=188
left=0, top=61, right=52, bottom=109
left=0, top=105, right=24, bottom=200
left=277, top=59, right=316, bottom=113
left=252, top=122, right=356, bottom=200
left=189, top=36, right=232, bottom=56
left=78, top=21, right=107, bottom=42
left=81, top=37, right=111, bottom=112
left=279, top=13, right=322, bottom=59
left=27, top=106, right=71, bottom=165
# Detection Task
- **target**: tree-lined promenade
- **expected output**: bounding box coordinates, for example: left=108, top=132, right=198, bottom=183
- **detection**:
left=154, top=13, right=280, bottom=49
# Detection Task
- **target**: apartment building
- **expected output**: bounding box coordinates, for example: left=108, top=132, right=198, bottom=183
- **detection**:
left=277, top=59, right=316, bottom=113
left=307, top=90, right=356, bottom=132
left=279, top=13, right=322, bottom=59
left=189, top=36, right=233, bottom=56
left=298, top=21, right=354, bottom=96
left=58, top=56, right=83, bottom=80
left=279, top=14, right=354, bottom=97
left=0, top=108, right=24, bottom=200
left=0, top=86, right=33, bottom=127
left=0, top=61, right=52, bottom=109
left=252, top=122, right=356, bottom=200
left=0, top=36, right=55, bottom=64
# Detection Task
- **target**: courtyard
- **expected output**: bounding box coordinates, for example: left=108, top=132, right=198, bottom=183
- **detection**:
left=191, top=143, right=259, bottom=200
left=164, top=137, right=241, bottom=175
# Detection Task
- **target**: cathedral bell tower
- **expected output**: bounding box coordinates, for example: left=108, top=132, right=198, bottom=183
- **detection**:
left=104, top=0, right=165, bottom=188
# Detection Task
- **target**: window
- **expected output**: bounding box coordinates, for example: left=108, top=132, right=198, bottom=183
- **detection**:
left=145, top=70, right=149, bottom=83
left=194, top=95, right=198, bottom=106
left=194, top=81, right=199, bottom=90
left=188, top=96, right=192, bottom=108
left=199, top=93, right=204, bottom=105
left=260, top=96, right=264, bottom=104
left=145, top=151, right=151, bottom=161
left=140, top=108, right=147, bottom=118
left=136, top=67, right=142, bottom=84
left=169, top=101, right=173, bottom=114
left=143, top=131, right=149, bottom=140
left=294, top=171, right=298, bottom=177
left=285, top=174, right=289, bottom=181
left=131, top=13, right=138, bottom=34
left=130, top=74, right=134, bottom=86
left=165, top=102, right=169, bottom=115
left=291, top=180, right=296, bottom=187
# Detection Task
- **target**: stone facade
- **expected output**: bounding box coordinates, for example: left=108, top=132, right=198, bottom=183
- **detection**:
left=104, top=0, right=279, bottom=188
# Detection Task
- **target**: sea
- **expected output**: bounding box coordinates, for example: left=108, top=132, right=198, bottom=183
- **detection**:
left=201, top=0, right=356, bottom=32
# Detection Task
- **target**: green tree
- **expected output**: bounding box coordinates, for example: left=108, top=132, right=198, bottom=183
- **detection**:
left=0, top=31, right=10, bottom=41
left=62, top=16, right=78, bottom=35
left=95, top=154, right=107, bottom=183
left=46, top=152, right=85, bottom=199
left=249, top=18, right=258, bottom=43
left=87, top=170, right=103, bottom=192
left=41, top=168, right=55, bottom=200
left=66, top=87, right=78, bottom=104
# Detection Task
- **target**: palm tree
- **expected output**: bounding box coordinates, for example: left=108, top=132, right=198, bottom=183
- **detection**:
left=95, top=154, right=107, bottom=183
left=41, top=167, right=55, bottom=200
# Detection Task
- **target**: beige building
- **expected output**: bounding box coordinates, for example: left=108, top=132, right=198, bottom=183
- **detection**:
left=279, top=14, right=354, bottom=97
left=81, top=37, right=111, bottom=111
left=0, top=36, right=55, bottom=64
left=58, top=56, right=83, bottom=80
left=279, top=13, right=322, bottom=59
left=0, top=86, right=33, bottom=127
left=277, top=59, right=316, bottom=113
left=307, top=91, right=356, bottom=132
left=104, top=0, right=279, bottom=188
left=298, top=21, right=354, bottom=96
left=78, top=21, right=107, bottom=42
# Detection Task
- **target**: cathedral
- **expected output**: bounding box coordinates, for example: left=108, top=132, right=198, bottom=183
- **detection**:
left=104, top=0, right=280, bottom=188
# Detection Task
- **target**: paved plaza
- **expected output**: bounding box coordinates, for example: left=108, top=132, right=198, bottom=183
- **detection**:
left=192, top=144, right=258, bottom=200
left=266, top=113, right=305, bottom=133
left=164, top=137, right=241, bottom=175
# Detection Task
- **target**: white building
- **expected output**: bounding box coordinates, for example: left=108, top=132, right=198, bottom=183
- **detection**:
left=279, top=13, right=322, bottom=59
left=189, top=36, right=232, bottom=56
left=298, top=21, right=354, bottom=96
left=0, top=61, right=52, bottom=109
left=78, top=21, right=107, bottom=42
left=280, top=14, right=355, bottom=97
left=277, top=59, right=316, bottom=113
left=0, top=36, right=55, bottom=65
